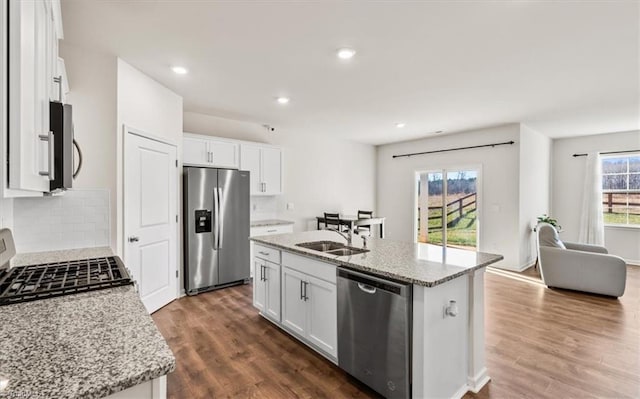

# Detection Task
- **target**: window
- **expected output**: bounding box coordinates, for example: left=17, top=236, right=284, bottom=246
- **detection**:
left=602, top=154, right=640, bottom=226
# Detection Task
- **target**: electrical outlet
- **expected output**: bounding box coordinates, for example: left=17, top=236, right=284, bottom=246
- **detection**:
left=286, top=202, right=294, bottom=211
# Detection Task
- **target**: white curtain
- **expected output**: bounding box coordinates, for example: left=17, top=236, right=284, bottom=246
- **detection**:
left=578, top=152, right=605, bottom=245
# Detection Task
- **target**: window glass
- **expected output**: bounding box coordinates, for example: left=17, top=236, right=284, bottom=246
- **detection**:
left=601, top=154, right=640, bottom=226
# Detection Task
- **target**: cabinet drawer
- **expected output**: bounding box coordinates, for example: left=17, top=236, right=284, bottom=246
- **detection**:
left=251, top=224, right=293, bottom=236
left=254, top=244, right=281, bottom=264
left=282, top=252, right=336, bottom=284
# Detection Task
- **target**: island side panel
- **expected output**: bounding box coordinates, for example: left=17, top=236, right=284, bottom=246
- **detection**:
left=467, top=268, right=490, bottom=392
left=412, top=276, right=470, bottom=399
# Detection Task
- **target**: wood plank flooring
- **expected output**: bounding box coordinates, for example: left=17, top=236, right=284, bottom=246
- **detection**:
left=152, top=265, right=640, bottom=398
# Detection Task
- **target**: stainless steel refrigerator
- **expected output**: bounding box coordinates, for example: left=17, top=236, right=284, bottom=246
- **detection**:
left=183, top=167, right=250, bottom=295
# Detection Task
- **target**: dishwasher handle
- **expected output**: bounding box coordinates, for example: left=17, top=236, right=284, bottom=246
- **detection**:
left=337, top=267, right=411, bottom=297
left=357, top=283, right=377, bottom=294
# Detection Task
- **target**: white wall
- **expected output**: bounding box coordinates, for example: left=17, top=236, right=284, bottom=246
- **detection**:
left=0, top=198, right=13, bottom=229
left=59, top=42, right=118, bottom=249
left=552, top=130, right=640, bottom=264
left=183, top=112, right=377, bottom=232
left=116, top=59, right=183, bottom=256
left=376, top=124, right=521, bottom=269
left=12, top=189, right=110, bottom=252
left=519, top=125, right=551, bottom=267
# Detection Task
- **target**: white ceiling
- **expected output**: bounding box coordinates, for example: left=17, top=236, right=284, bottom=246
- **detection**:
left=61, top=1, right=639, bottom=145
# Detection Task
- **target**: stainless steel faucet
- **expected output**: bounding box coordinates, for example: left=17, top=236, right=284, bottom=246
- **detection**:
left=327, top=228, right=352, bottom=246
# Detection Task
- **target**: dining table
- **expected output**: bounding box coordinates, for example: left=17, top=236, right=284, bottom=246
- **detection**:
left=315, top=214, right=386, bottom=238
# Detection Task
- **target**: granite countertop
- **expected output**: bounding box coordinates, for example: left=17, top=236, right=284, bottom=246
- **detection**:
left=250, top=219, right=294, bottom=228
left=0, top=248, right=176, bottom=399
left=251, top=230, right=503, bottom=287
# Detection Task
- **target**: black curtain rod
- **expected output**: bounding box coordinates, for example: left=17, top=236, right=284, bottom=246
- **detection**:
left=392, top=140, right=515, bottom=159
left=572, top=149, right=640, bottom=157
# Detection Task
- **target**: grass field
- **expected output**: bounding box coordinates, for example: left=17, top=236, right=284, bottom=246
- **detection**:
left=420, top=208, right=477, bottom=248
left=603, top=212, right=640, bottom=225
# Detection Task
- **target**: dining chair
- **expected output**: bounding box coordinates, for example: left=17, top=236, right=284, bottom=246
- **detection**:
left=324, top=212, right=346, bottom=231
left=355, top=210, right=373, bottom=236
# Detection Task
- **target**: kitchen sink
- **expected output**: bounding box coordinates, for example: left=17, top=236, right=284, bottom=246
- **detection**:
left=326, top=247, right=369, bottom=256
left=296, top=241, right=346, bottom=252
left=296, top=241, right=369, bottom=256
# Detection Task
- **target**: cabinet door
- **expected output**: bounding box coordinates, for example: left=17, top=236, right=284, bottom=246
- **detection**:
left=239, top=144, right=261, bottom=195
left=209, top=140, right=238, bottom=169
left=261, top=147, right=282, bottom=195
left=264, top=261, right=281, bottom=322
left=281, top=267, right=307, bottom=336
left=183, top=137, right=209, bottom=166
left=253, top=258, right=266, bottom=312
left=8, top=0, right=52, bottom=192
left=306, top=275, right=337, bottom=358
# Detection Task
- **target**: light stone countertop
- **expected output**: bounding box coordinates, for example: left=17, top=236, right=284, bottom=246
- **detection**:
left=0, top=247, right=176, bottom=399
left=250, top=219, right=295, bottom=228
left=251, top=230, right=503, bottom=287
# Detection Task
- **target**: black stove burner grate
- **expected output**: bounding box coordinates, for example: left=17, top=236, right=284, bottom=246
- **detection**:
left=0, top=256, right=132, bottom=306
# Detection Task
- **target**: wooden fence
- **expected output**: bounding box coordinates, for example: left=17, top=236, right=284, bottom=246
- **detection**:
left=603, top=192, right=640, bottom=213
left=418, top=192, right=477, bottom=231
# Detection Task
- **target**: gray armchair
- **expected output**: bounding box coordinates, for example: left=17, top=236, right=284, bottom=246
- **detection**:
left=536, top=223, right=626, bottom=297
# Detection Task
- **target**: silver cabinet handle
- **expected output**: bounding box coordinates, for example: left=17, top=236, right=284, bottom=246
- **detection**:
left=38, top=131, right=55, bottom=181
left=258, top=251, right=269, bottom=256
left=300, top=280, right=304, bottom=300
left=53, top=75, right=62, bottom=102
left=128, top=236, right=140, bottom=243
left=303, top=281, right=309, bottom=301
left=267, top=229, right=277, bottom=233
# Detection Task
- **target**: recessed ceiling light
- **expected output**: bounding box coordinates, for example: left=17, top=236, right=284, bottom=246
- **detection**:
left=171, top=66, right=188, bottom=75
left=337, top=48, right=357, bottom=60
left=276, top=97, right=290, bottom=105
left=395, top=123, right=406, bottom=128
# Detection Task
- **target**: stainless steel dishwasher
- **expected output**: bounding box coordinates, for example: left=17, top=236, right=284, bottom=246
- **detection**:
left=337, top=267, right=412, bottom=399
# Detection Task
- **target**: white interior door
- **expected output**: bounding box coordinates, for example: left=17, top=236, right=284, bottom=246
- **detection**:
left=124, top=131, right=178, bottom=314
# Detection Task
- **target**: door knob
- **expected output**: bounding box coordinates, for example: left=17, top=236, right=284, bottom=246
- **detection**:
left=128, top=236, right=140, bottom=243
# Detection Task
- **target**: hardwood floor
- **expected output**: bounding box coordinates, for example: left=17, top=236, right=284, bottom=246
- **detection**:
left=152, top=266, right=640, bottom=399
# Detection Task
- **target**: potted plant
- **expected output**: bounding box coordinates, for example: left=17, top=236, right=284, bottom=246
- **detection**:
left=537, top=214, right=561, bottom=231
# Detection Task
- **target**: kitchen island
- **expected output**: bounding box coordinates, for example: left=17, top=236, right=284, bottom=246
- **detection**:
left=250, top=230, right=503, bottom=399
left=0, top=248, right=175, bottom=399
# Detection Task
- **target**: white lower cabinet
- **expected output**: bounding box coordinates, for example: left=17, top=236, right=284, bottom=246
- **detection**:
left=253, top=257, right=281, bottom=322
left=104, top=376, right=166, bottom=399
left=252, top=246, right=338, bottom=362
left=281, top=266, right=307, bottom=336
left=280, top=253, right=337, bottom=360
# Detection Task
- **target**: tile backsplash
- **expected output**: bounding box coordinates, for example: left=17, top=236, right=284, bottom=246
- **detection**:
left=13, top=189, right=110, bottom=253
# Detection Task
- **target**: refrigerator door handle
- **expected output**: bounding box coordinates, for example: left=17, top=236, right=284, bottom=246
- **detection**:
left=213, top=186, right=220, bottom=249
left=217, top=187, right=224, bottom=248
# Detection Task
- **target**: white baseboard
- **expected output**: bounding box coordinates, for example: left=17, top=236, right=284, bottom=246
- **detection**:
left=489, top=260, right=535, bottom=272
left=467, top=368, right=491, bottom=393
left=624, top=259, right=640, bottom=266
left=450, top=384, right=471, bottom=399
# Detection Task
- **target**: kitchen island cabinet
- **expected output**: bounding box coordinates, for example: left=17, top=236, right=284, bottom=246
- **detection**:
left=250, top=230, right=503, bottom=399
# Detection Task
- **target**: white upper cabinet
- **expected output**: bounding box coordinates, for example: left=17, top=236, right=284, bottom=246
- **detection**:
left=240, top=144, right=283, bottom=196
left=183, top=133, right=239, bottom=169
left=5, top=0, right=63, bottom=194
left=261, top=147, right=282, bottom=195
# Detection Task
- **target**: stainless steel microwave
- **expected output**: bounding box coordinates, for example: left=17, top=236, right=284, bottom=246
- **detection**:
left=49, top=101, right=81, bottom=192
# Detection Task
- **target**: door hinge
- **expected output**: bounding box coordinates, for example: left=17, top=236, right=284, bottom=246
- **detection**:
left=176, top=270, right=179, bottom=278
left=176, top=214, right=178, bottom=223
left=175, top=160, right=178, bottom=167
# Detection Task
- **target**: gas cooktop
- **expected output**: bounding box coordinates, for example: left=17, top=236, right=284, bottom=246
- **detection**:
left=0, top=256, right=132, bottom=306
